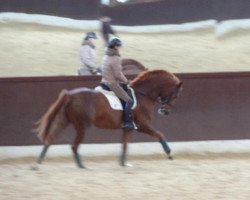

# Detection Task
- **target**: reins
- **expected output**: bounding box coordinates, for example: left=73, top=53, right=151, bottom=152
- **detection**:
left=134, top=89, right=161, bottom=104
left=134, top=89, right=174, bottom=107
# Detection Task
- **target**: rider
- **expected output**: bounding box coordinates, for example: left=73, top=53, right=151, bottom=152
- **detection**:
left=101, top=37, right=136, bottom=131
left=78, top=32, right=101, bottom=75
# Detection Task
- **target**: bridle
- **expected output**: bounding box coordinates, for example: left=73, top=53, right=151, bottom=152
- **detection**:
left=134, top=89, right=156, bottom=102
left=135, top=89, right=174, bottom=107
left=130, top=78, right=182, bottom=115
left=158, top=94, right=175, bottom=108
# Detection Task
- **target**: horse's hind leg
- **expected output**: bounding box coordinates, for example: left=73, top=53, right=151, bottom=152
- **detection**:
left=37, top=144, right=50, bottom=164
left=71, top=123, right=86, bottom=168
left=137, top=124, right=173, bottom=160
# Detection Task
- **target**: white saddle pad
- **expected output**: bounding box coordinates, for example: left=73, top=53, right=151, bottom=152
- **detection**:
left=95, top=86, right=137, bottom=110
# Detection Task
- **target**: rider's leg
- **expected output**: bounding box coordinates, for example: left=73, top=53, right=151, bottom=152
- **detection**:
left=122, top=99, right=136, bottom=131
left=107, top=83, right=136, bottom=131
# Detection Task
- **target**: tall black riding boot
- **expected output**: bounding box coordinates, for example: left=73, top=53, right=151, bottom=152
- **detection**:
left=122, top=100, right=136, bottom=131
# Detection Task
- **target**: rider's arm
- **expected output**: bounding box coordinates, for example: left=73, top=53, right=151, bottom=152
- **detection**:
left=111, top=56, right=128, bottom=83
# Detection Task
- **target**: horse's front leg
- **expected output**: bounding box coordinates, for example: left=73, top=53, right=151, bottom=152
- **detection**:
left=137, top=124, right=173, bottom=160
left=120, top=130, right=133, bottom=167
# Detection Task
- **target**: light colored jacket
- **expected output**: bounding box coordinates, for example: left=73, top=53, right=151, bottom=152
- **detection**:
left=79, top=42, right=97, bottom=71
left=101, top=49, right=128, bottom=83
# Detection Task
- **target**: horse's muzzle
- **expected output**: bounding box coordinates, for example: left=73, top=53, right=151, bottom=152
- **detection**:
left=158, top=108, right=170, bottom=116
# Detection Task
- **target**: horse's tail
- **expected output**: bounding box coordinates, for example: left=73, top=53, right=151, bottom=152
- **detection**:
left=34, top=89, right=70, bottom=144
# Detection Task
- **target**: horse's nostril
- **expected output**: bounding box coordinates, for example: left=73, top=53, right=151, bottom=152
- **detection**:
left=164, top=111, right=170, bottom=115
left=158, top=108, right=171, bottom=116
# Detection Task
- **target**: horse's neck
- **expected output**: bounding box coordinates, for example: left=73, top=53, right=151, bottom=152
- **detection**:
left=133, top=83, right=159, bottom=102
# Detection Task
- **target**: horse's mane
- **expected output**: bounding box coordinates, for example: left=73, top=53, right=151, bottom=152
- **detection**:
left=130, top=69, right=179, bottom=87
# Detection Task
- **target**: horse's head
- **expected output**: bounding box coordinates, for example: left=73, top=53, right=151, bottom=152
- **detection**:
left=131, top=69, right=183, bottom=116
left=157, top=81, right=183, bottom=116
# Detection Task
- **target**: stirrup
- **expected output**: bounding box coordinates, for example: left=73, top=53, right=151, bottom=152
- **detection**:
left=122, top=122, right=137, bottom=131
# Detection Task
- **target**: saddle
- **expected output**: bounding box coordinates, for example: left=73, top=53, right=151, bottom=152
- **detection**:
left=95, top=83, right=137, bottom=110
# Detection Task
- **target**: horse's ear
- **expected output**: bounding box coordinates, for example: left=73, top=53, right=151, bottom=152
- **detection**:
left=178, top=81, right=183, bottom=88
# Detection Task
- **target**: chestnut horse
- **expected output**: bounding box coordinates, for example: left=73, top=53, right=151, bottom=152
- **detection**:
left=35, top=70, right=183, bottom=168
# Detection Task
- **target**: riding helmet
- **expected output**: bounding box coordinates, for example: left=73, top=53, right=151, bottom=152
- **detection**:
left=85, top=32, right=97, bottom=40
left=108, top=37, right=122, bottom=48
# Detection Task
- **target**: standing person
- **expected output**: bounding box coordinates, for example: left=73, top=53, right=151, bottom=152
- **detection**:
left=78, top=32, right=101, bottom=75
left=101, top=37, right=136, bottom=131
left=100, top=16, right=116, bottom=46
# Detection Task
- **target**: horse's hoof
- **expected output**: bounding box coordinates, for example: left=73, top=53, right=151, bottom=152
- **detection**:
left=121, top=163, right=133, bottom=167
left=30, top=164, right=39, bottom=171
left=167, top=153, right=174, bottom=160
left=168, top=155, right=174, bottom=160
left=37, top=159, right=43, bottom=164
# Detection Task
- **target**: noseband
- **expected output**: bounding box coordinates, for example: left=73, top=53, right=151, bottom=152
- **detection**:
left=158, top=96, right=174, bottom=108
